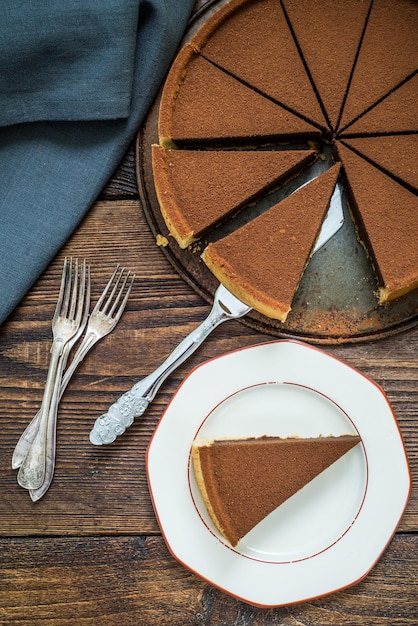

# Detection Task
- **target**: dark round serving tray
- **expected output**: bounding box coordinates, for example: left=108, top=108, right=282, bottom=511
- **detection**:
left=135, top=0, right=418, bottom=345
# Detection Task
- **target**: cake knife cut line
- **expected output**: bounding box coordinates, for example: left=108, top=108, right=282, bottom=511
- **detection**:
left=89, top=181, right=344, bottom=445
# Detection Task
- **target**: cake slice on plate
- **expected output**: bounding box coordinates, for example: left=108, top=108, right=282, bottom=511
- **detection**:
left=336, top=141, right=418, bottom=302
left=152, top=145, right=317, bottom=248
left=201, top=163, right=341, bottom=321
left=158, top=44, right=321, bottom=147
left=192, top=434, right=361, bottom=547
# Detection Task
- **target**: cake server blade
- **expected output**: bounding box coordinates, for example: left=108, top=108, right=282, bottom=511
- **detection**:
left=314, top=179, right=344, bottom=252
left=89, top=180, right=344, bottom=445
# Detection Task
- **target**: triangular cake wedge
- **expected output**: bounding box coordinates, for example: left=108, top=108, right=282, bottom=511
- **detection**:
left=202, top=163, right=341, bottom=321
left=340, top=136, right=418, bottom=193
left=339, top=0, right=418, bottom=130
left=336, top=141, right=418, bottom=302
left=281, top=0, right=371, bottom=130
left=340, top=74, right=418, bottom=136
left=152, top=145, right=317, bottom=248
left=192, top=434, right=361, bottom=547
left=158, top=44, right=320, bottom=147
left=191, top=0, right=327, bottom=129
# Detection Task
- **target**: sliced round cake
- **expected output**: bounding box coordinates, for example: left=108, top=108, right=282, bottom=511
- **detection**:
left=151, top=0, right=418, bottom=321
left=158, top=44, right=321, bottom=147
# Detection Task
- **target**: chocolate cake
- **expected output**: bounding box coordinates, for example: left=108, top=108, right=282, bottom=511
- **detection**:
left=340, top=74, right=418, bottom=136
left=151, top=0, right=418, bottom=319
left=192, top=434, right=361, bottom=547
left=202, top=164, right=341, bottom=321
left=158, top=44, right=321, bottom=147
left=152, top=144, right=316, bottom=248
left=340, top=136, right=418, bottom=193
left=336, top=141, right=418, bottom=302
left=338, top=0, right=418, bottom=131
left=281, top=0, right=370, bottom=130
left=191, top=0, right=327, bottom=129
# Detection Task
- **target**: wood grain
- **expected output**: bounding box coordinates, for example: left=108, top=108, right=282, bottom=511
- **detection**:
left=0, top=197, right=416, bottom=623
left=0, top=535, right=416, bottom=625
left=0, top=1, right=416, bottom=619
left=1, top=199, right=416, bottom=536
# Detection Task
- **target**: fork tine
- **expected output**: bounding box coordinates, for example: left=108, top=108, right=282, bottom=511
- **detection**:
left=61, top=257, right=74, bottom=320
left=68, top=258, right=79, bottom=320
left=92, top=265, right=134, bottom=318
left=107, top=269, right=128, bottom=316
left=82, top=264, right=91, bottom=323
left=53, top=257, right=70, bottom=322
left=90, top=264, right=120, bottom=315
left=101, top=266, right=126, bottom=316
left=109, top=271, right=135, bottom=319
left=74, top=259, right=88, bottom=325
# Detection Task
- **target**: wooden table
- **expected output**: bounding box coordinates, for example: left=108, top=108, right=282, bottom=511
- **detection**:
left=1, top=7, right=417, bottom=625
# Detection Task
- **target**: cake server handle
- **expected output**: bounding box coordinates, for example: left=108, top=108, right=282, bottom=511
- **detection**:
left=89, top=285, right=251, bottom=445
left=90, top=180, right=344, bottom=446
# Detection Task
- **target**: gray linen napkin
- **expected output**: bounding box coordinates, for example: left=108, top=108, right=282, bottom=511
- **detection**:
left=0, top=0, right=194, bottom=325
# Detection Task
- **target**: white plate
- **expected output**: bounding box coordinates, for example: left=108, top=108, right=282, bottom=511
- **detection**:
left=146, top=340, right=411, bottom=607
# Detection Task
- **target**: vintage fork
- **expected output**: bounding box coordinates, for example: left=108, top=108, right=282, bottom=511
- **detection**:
left=29, top=265, right=134, bottom=500
left=14, top=265, right=134, bottom=498
left=12, top=268, right=91, bottom=470
left=89, top=181, right=345, bottom=446
left=89, top=283, right=251, bottom=445
left=17, top=258, right=88, bottom=490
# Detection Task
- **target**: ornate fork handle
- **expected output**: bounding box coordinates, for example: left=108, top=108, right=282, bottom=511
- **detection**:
left=90, top=183, right=346, bottom=446
left=28, top=345, right=67, bottom=500
left=13, top=329, right=102, bottom=460
left=17, top=340, right=66, bottom=489
left=89, top=296, right=247, bottom=445
left=12, top=344, right=77, bottom=470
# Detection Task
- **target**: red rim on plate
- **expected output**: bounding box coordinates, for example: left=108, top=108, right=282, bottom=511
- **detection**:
left=146, top=340, right=411, bottom=607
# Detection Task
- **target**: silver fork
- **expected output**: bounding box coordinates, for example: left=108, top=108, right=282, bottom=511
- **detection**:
left=89, top=181, right=345, bottom=446
left=29, top=265, right=134, bottom=500
left=11, top=267, right=91, bottom=470
left=14, top=265, right=134, bottom=499
left=89, top=284, right=250, bottom=445
left=17, top=258, right=88, bottom=490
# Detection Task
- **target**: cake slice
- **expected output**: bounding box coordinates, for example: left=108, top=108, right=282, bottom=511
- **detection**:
left=339, top=74, right=418, bottom=136
left=191, top=0, right=327, bottom=129
left=336, top=141, right=418, bottom=302
left=201, top=163, right=341, bottom=321
left=281, top=0, right=371, bottom=130
left=152, top=145, right=317, bottom=248
left=338, top=0, right=418, bottom=131
left=158, top=44, right=321, bottom=147
left=192, top=434, right=361, bottom=547
left=340, top=136, right=418, bottom=193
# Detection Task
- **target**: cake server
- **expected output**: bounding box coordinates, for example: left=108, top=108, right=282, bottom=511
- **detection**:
left=90, top=181, right=344, bottom=445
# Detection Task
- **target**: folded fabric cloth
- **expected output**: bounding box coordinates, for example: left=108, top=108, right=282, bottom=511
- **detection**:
left=0, top=0, right=194, bottom=325
left=0, top=0, right=141, bottom=125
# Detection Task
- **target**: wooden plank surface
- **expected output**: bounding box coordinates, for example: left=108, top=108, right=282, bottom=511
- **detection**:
left=0, top=194, right=417, bottom=624
left=0, top=535, right=416, bottom=626
left=0, top=0, right=417, bottom=620
left=1, top=198, right=417, bottom=536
